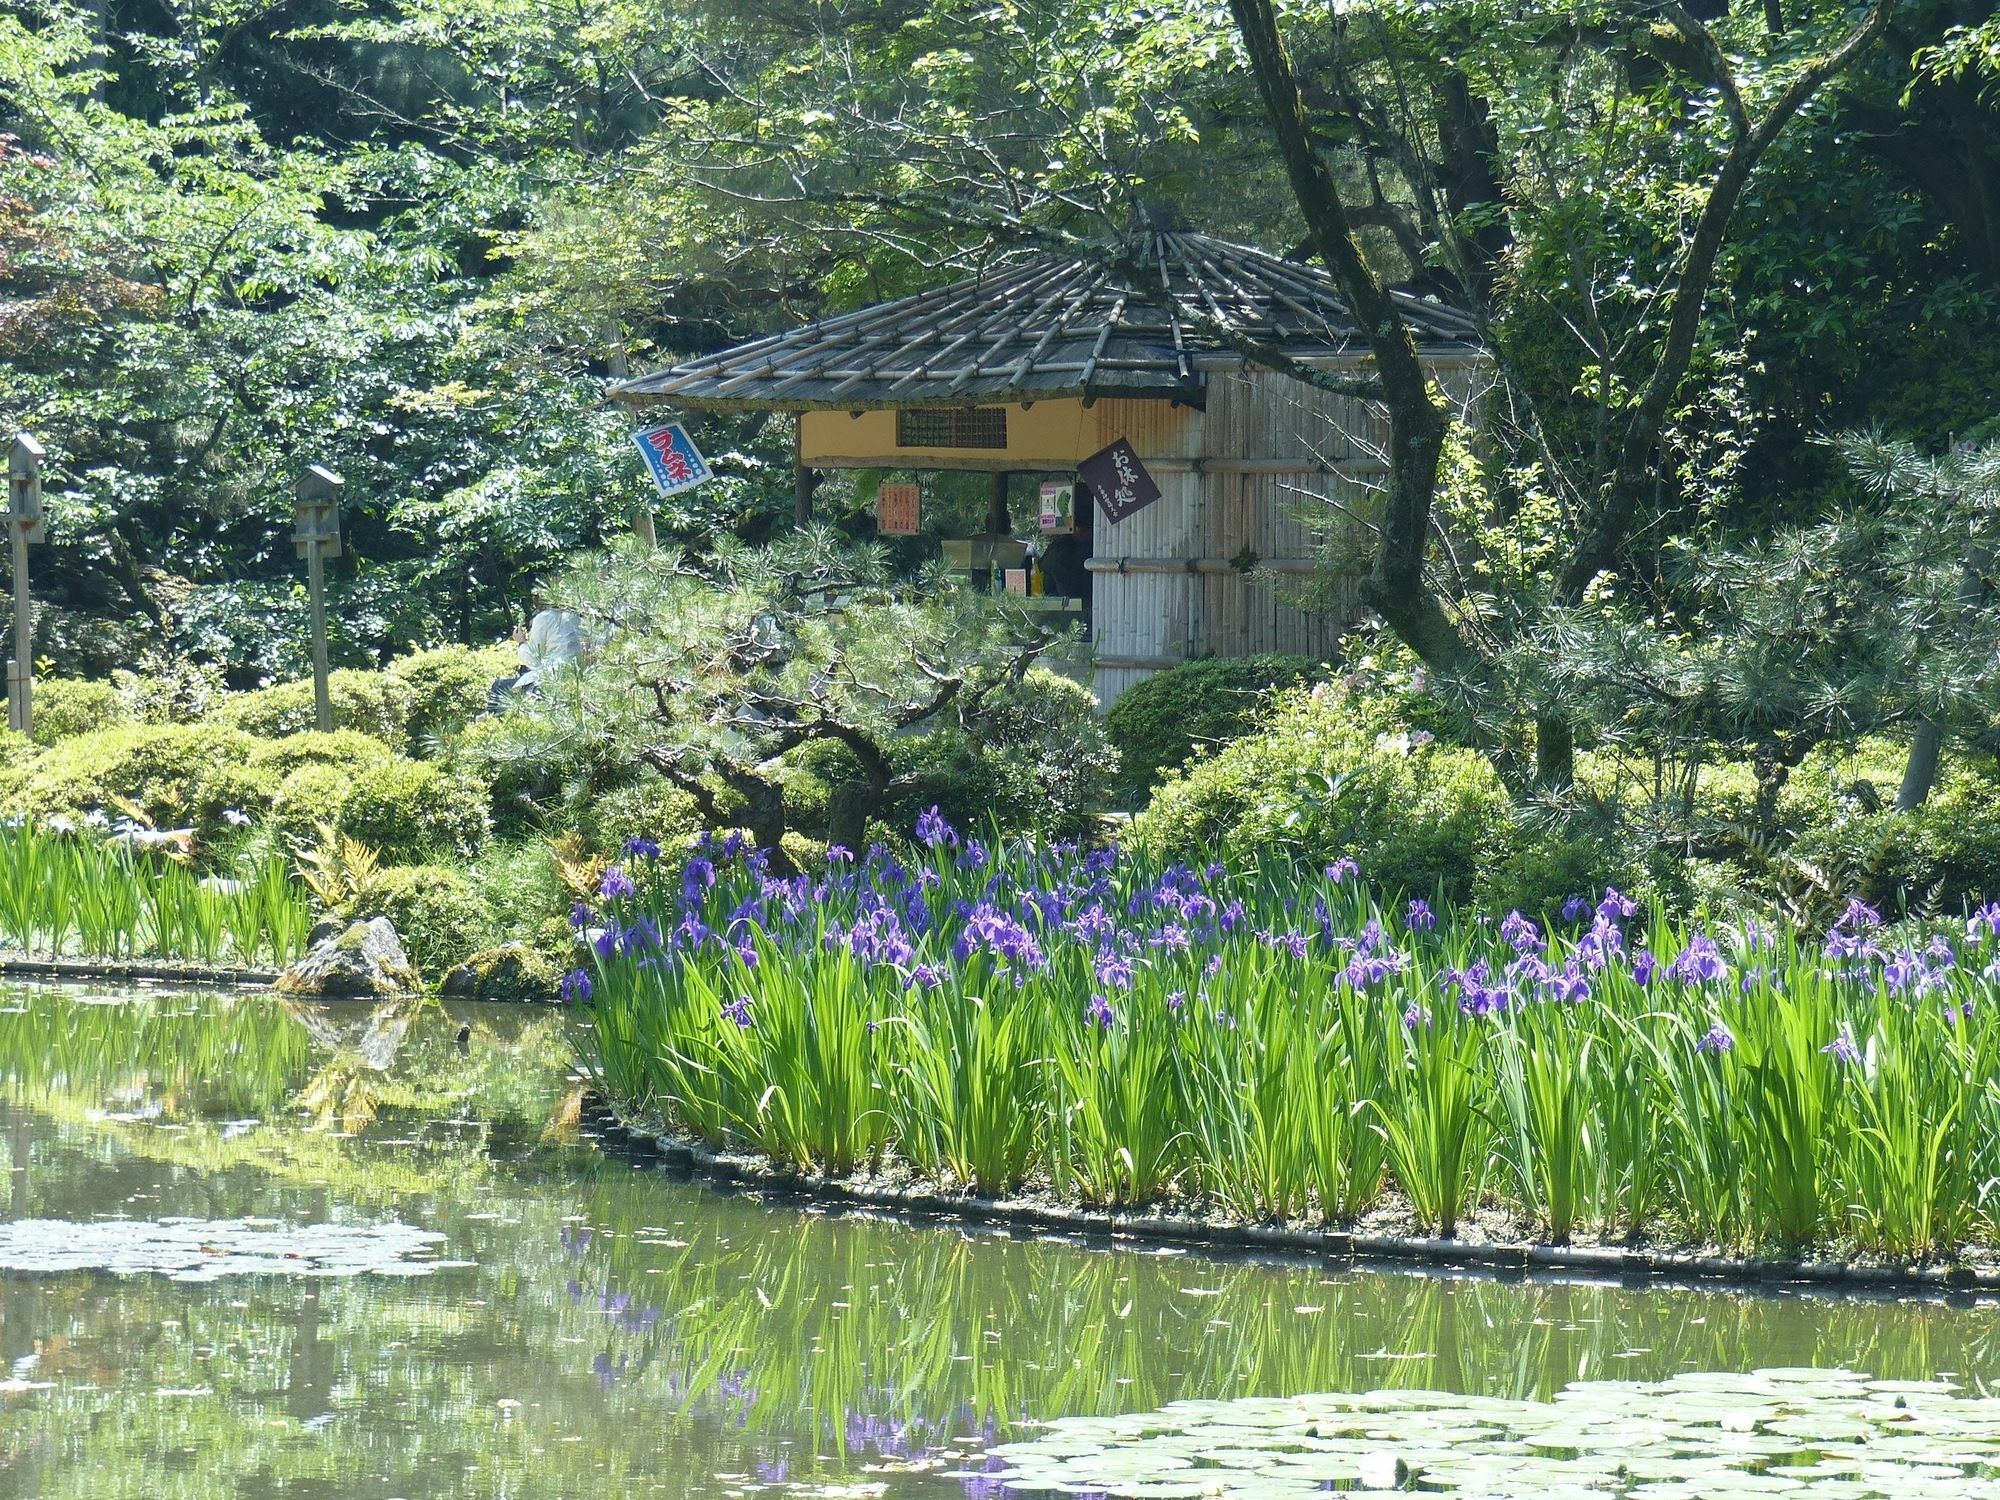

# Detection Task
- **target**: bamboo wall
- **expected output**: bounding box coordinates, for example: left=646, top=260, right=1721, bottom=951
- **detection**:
left=1090, top=358, right=1484, bottom=707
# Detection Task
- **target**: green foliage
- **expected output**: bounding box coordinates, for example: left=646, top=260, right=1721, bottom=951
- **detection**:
left=391, top=643, right=517, bottom=747
left=1104, top=654, right=1322, bottom=802
left=27, top=679, right=132, bottom=745
left=1783, top=750, right=2000, bottom=916
left=7, top=724, right=275, bottom=840
left=245, top=730, right=398, bottom=783
left=0, top=822, right=309, bottom=965
left=216, top=670, right=416, bottom=749
left=468, top=840, right=576, bottom=964
left=879, top=667, right=1117, bottom=842
left=446, top=710, right=677, bottom=848
left=269, top=749, right=489, bottom=862
left=526, top=532, right=1062, bottom=856
left=337, top=759, right=491, bottom=863
left=1128, top=685, right=1516, bottom=904
left=338, top=864, right=493, bottom=975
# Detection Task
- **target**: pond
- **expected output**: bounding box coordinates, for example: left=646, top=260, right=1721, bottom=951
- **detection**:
left=1, top=985, right=1998, bottom=1499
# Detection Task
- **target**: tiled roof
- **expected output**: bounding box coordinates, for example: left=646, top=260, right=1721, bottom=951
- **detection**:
left=610, top=231, right=1479, bottom=410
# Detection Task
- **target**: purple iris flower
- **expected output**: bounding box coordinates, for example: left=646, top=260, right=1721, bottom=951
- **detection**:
left=1821, top=1026, right=1861, bottom=1065
left=559, top=969, right=592, bottom=1004
left=1499, top=910, right=1543, bottom=955
left=1696, top=1020, right=1734, bottom=1054
left=722, top=994, right=754, bottom=1029
left=1668, top=933, right=1727, bottom=985
left=1086, top=993, right=1116, bottom=1028
left=598, top=865, right=636, bottom=900
left=914, top=805, right=956, bottom=848
left=1405, top=898, right=1435, bottom=932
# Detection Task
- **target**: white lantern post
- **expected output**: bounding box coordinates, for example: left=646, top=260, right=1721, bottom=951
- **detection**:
left=293, top=465, right=344, bottom=733
left=6, top=436, right=44, bottom=738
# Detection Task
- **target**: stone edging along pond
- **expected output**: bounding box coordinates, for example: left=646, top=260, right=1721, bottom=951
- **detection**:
left=588, top=1110, right=2000, bottom=1302
left=0, top=954, right=281, bottom=988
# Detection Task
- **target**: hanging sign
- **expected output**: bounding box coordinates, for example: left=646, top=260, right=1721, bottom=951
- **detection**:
left=1077, top=438, right=1160, bottom=524
left=1038, top=481, right=1076, bottom=535
left=877, top=481, right=921, bottom=536
left=631, top=422, right=714, bottom=497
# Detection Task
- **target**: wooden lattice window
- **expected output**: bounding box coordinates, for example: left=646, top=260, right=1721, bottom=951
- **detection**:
left=897, top=407, right=1008, bottom=448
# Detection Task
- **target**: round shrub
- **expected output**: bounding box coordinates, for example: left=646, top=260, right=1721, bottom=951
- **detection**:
left=337, top=864, right=492, bottom=975
left=798, top=667, right=1116, bottom=845
left=1104, top=654, right=1322, bottom=802
left=216, top=669, right=415, bottom=749
left=270, top=763, right=358, bottom=847
left=887, top=667, right=1116, bottom=841
left=337, top=757, right=491, bottom=862
left=268, top=753, right=489, bottom=861
left=446, top=712, right=628, bottom=841
left=27, top=678, right=132, bottom=745
left=245, top=729, right=396, bottom=783
left=389, top=642, right=517, bottom=747
left=575, top=776, right=701, bottom=859
left=1127, top=684, right=1513, bottom=902
left=7, top=723, right=275, bottom=840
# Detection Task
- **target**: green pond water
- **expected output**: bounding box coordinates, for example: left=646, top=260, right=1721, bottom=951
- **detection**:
left=0, top=986, right=1998, bottom=1498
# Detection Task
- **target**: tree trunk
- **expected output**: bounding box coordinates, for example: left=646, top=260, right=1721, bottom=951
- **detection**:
left=1896, top=720, right=1943, bottom=812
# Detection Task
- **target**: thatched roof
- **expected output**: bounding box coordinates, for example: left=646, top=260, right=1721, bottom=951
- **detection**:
left=610, top=230, right=1480, bottom=411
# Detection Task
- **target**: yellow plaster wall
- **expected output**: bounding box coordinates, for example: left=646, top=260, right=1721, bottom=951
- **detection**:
left=801, top=399, right=1200, bottom=470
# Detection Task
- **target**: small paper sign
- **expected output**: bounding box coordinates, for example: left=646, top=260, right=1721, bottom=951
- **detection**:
left=1038, top=481, right=1076, bottom=535
left=1077, top=438, right=1160, bottom=524
left=632, top=422, right=714, bottom=497
left=877, top=481, right=921, bottom=536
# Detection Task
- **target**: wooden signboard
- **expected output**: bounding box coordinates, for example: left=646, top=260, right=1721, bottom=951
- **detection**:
left=1078, top=438, right=1160, bottom=523
left=876, top=481, right=921, bottom=536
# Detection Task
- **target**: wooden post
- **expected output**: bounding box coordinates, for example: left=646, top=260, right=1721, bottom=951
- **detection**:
left=6, top=436, right=43, bottom=739
left=293, top=465, right=344, bottom=733
left=987, top=470, right=1011, bottom=534
left=793, top=419, right=816, bottom=528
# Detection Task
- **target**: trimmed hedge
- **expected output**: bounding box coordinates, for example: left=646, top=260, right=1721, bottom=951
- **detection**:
left=1105, top=654, right=1323, bottom=802
left=5, top=723, right=275, bottom=840
left=1128, top=684, right=1519, bottom=905
left=216, top=668, right=416, bottom=749
left=268, top=747, right=489, bottom=862
left=26, top=678, right=132, bottom=745
left=392, top=642, right=516, bottom=746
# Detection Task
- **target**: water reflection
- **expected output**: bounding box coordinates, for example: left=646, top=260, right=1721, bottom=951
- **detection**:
left=0, top=985, right=1994, bottom=1498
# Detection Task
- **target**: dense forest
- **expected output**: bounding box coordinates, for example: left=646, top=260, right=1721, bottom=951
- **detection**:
left=0, top=0, right=1995, bottom=718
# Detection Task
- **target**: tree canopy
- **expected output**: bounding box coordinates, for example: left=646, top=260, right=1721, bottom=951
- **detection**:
left=0, top=0, right=1994, bottom=808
